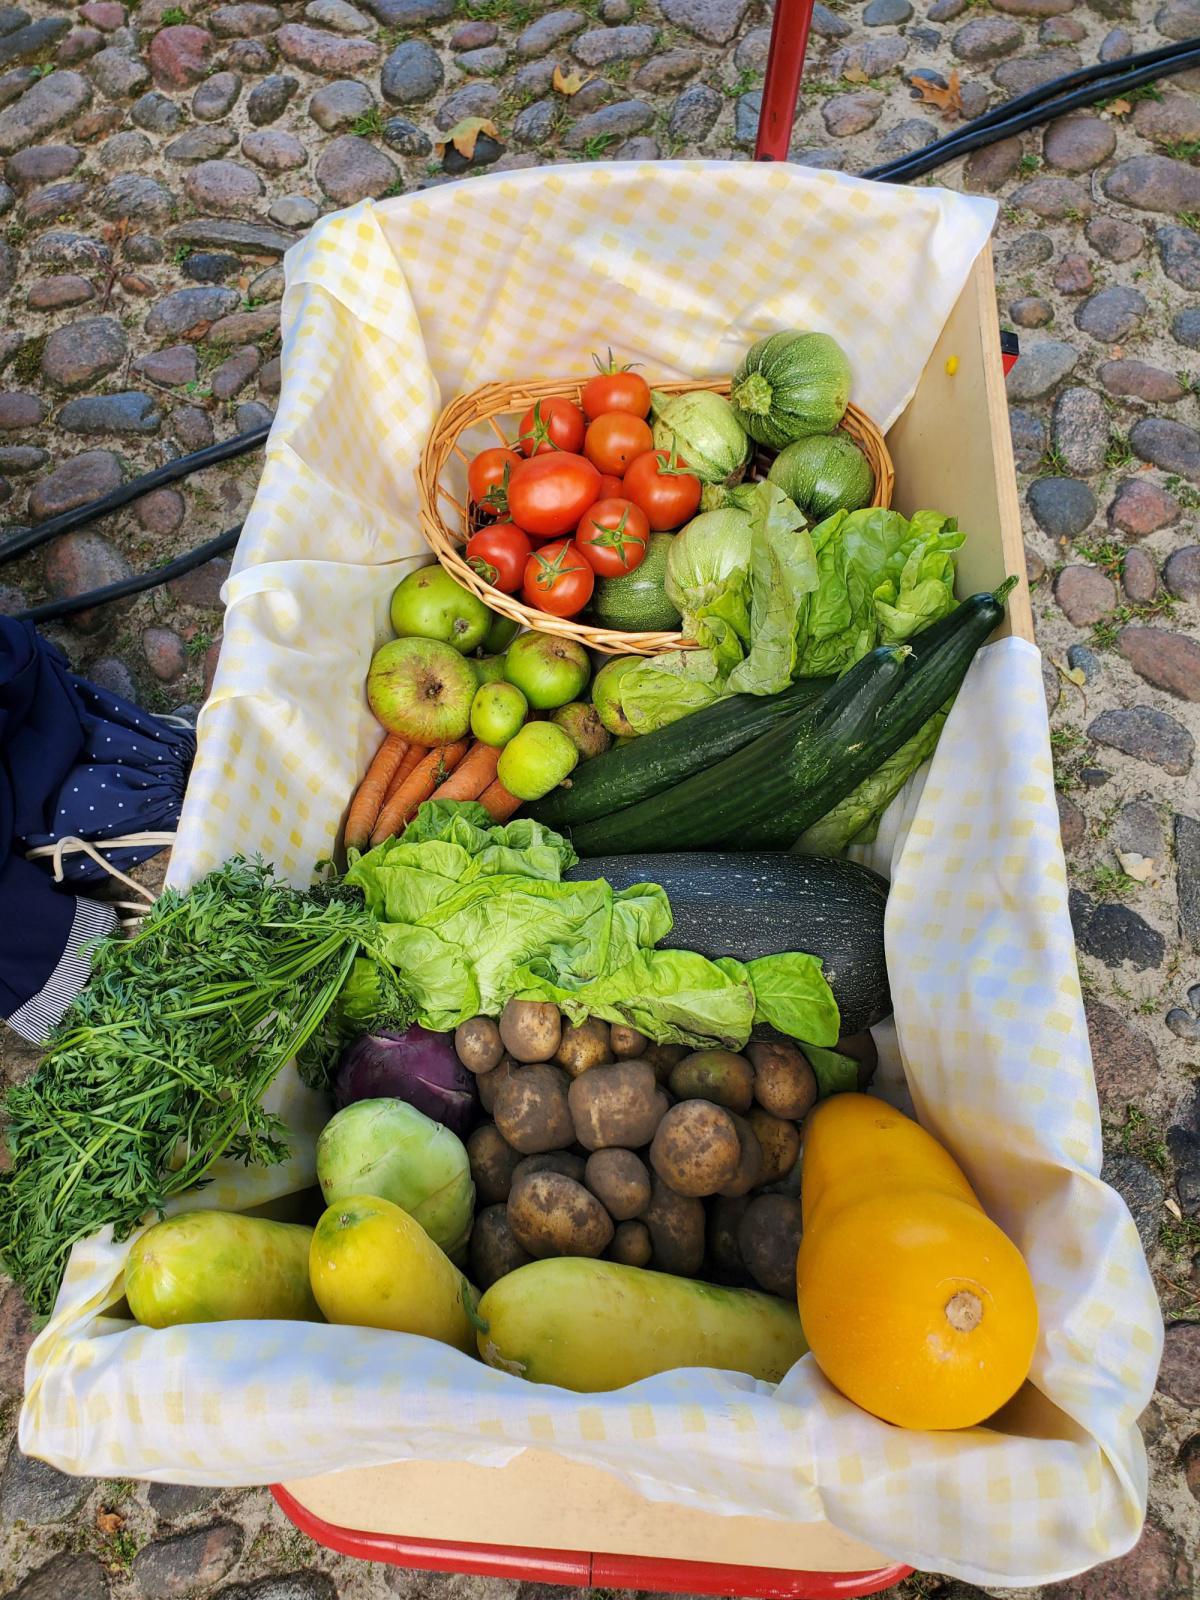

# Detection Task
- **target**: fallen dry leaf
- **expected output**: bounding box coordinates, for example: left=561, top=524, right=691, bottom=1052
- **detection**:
left=843, top=66, right=870, bottom=84
left=909, top=69, right=965, bottom=119
left=1117, top=851, right=1156, bottom=883
left=1106, top=98, right=1132, bottom=117
left=434, top=117, right=500, bottom=160
left=96, top=1510, right=124, bottom=1536
left=553, top=64, right=592, bottom=96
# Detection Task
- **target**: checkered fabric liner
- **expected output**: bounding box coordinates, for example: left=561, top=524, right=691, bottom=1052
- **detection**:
left=20, top=163, right=1162, bottom=1586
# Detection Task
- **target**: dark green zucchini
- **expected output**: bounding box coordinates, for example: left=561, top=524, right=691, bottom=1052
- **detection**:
left=565, top=852, right=890, bottom=1034
left=568, top=581, right=1015, bottom=857
left=529, top=675, right=832, bottom=829
left=568, top=644, right=909, bottom=857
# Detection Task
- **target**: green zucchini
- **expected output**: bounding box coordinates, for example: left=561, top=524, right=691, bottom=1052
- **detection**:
left=569, top=582, right=1014, bottom=857
left=568, top=645, right=909, bottom=857
left=528, top=675, right=832, bottom=829
left=565, top=852, right=891, bottom=1033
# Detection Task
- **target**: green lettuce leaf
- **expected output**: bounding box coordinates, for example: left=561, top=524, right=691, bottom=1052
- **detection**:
left=793, top=507, right=964, bottom=678
left=746, top=952, right=840, bottom=1045
left=727, top=483, right=818, bottom=695
left=620, top=647, right=728, bottom=734
left=514, top=947, right=758, bottom=1049
left=800, top=1043, right=861, bottom=1097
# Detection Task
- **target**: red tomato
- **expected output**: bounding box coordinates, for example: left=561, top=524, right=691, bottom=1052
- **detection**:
left=581, top=357, right=652, bottom=421
left=522, top=539, right=594, bottom=617
left=465, top=523, right=531, bottom=593
left=622, top=448, right=702, bottom=531
left=467, top=447, right=522, bottom=515
left=584, top=412, right=654, bottom=476
left=508, top=452, right=601, bottom=538
left=518, top=396, right=586, bottom=456
left=576, top=498, right=649, bottom=578
left=595, top=473, right=624, bottom=498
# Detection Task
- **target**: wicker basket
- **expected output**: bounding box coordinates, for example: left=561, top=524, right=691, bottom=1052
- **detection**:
left=416, top=377, right=895, bottom=657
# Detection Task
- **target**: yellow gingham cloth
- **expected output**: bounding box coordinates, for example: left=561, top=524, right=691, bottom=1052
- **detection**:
left=19, top=164, right=1161, bottom=1586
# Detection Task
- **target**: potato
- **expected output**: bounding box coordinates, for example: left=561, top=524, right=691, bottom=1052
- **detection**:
left=649, top=1100, right=741, bottom=1197
left=747, top=1040, right=818, bottom=1121
left=467, top=1122, right=523, bottom=1207
left=513, top=1150, right=586, bottom=1186
left=476, top=1054, right=517, bottom=1115
left=499, top=998, right=562, bottom=1063
left=707, top=1195, right=749, bottom=1284
left=668, top=1049, right=754, bottom=1113
left=838, top=1030, right=879, bottom=1090
left=507, top=1170, right=614, bottom=1259
left=738, top=1194, right=803, bottom=1299
left=717, top=1113, right=764, bottom=1198
left=643, top=1041, right=688, bottom=1085
left=555, top=1017, right=612, bottom=1078
left=454, top=1017, right=504, bottom=1076
left=568, top=1060, right=667, bottom=1152
left=494, top=1063, right=574, bottom=1154
left=747, top=1106, right=801, bottom=1186
left=643, top=1178, right=705, bottom=1276
left=584, top=1148, right=651, bottom=1221
left=607, top=1219, right=652, bottom=1268
left=610, top=1024, right=649, bottom=1059
left=469, top=1204, right=532, bottom=1289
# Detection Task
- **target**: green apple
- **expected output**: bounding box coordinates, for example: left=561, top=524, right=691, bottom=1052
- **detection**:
left=482, top=611, right=520, bottom=654
left=390, top=565, right=490, bottom=653
left=550, top=701, right=611, bottom=760
left=504, top=632, right=590, bottom=710
left=471, top=654, right=508, bottom=686
left=497, top=722, right=579, bottom=802
left=591, top=656, right=642, bottom=736
left=367, top=636, right=475, bottom=743
left=471, top=681, right=528, bottom=747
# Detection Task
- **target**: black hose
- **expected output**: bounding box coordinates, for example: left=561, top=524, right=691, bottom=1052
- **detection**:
left=13, top=32, right=1200, bottom=620
left=0, top=424, right=268, bottom=566
left=14, top=525, right=242, bottom=624
left=867, top=36, right=1200, bottom=182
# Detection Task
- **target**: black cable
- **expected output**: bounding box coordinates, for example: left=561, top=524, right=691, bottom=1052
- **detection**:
left=0, top=424, right=269, bottom=566
left=867, top=36, right=1200, bottom=183
left=14, top=525, right=242, bottom=624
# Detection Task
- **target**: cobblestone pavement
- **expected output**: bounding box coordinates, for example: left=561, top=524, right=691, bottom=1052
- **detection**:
left=0, top=0, right=1198, bottom=1596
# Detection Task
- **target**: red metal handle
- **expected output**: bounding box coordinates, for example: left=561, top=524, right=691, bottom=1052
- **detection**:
left=755, top=0, right=817, bottom=161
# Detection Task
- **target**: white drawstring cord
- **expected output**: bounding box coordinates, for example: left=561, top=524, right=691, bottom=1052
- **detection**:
left=26, top=833, right=176, bottom=915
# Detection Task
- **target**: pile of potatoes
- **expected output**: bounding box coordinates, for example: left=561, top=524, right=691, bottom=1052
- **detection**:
left=454, top=999, right=873, bottom=1301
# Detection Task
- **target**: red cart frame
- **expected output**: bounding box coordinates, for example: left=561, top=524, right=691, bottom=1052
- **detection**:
left=271, top=2, right=944, bottom=1588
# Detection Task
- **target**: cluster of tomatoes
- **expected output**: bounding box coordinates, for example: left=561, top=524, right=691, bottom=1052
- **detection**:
left=463, top=360, right=703, bottom=619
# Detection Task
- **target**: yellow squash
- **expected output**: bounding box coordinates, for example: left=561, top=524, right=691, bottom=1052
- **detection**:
left=796, top=1093, right=1038, bottom=1430
left=478, top=1256, right=807, bottom=1391
left=125, top=1211, right=321, bottom=1328
left=309, top=1193, right=478, bottom=1354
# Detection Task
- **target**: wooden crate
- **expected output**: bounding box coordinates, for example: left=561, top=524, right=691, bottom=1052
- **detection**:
left=273, top=243, right=1030, bottom=1596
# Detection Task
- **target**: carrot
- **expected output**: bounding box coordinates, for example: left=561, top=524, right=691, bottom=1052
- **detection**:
left=344, top=733, right=408, bottom=851
left=429, top=740, right=501, bottom=804
left=370, top=739, right=471, bottom=845
left=383, top=740, right=428, bottom=801
left=478, top=778, right=522, bottom=823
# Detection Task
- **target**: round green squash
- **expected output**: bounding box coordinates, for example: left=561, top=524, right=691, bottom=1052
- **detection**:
left=767, top=431, right=874, bottom=522
left=730, top=331, right=852, bottom=450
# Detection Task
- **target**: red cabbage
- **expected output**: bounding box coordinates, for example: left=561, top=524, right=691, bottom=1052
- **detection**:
left=334, top=1024, right=477, bottom=1137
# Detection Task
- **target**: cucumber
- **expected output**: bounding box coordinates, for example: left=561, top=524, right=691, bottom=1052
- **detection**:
left=529, top=675, right=832, bottom=829
left=567, top=644, right=909, bottom=857
left=566, top=852, right=890, bottom=1034
left=478, top=1257, right=806, bottom=1391
left=567, top=582, right=1013, bottom=857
